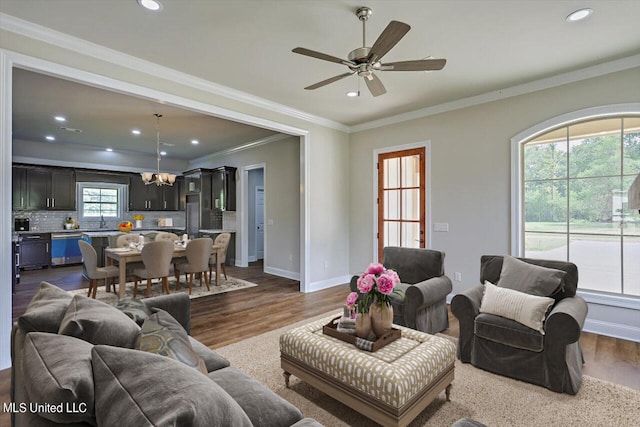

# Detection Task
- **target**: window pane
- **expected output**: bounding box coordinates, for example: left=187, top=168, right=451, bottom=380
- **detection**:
left=623, top=117, right=640, bottom=175
left=524, top=141, right=567, bottom=180
left=401, top=222, right=420, bottom=248
left=384, top=221, right=400, bottom=247
left=623, top=236, right=640, bottom=296
left=384, top=158, right=399, bottom=188
left=524, top=232, right=567, bottom=260
left=622, top=175, right=640, bottom=237
left=401, top=189, right=420, bottom=221
left=384, top=190, right=400, bottom=220
left=401, top=155, right=420, bottom=187
left=569, top=177, right=621, bottom=235
left=569, top=118, right=621, bottom=178
left=569, top=234, right=621, bottom=294
left=524, top=180, right=567, bottom=231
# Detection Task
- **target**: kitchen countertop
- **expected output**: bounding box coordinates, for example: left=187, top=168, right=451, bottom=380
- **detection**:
left=17, top=227, right=184, bottom=236
left=199, top=229, right=236, bottom=234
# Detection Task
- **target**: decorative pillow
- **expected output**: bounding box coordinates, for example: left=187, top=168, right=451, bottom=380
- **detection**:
left=91, top=345, right=252, bottom=427
left=113, top=296, right=151, bottom=325
left=23, top=332, right=95, bottom=424
left=58, top=294, right=140, bottom=348
left=480, top=281, right=554, bottom=333
left=137, top=309, right=207, bottom=374
left=496, top=255, right=566, bottom=297
left=18, top=282, right=74, bottom=333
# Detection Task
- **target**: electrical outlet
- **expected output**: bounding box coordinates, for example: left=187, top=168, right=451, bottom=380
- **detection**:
left=454, top=272, right=462, bottom=282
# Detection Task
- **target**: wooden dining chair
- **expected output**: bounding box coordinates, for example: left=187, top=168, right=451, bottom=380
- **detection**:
left=174, top=237, right=213, bottom=295
left=78, top=240, right=119, bottom=298
left=132, top=240, right=175, bottom=297
left=209, top=233, right=231, bottom=283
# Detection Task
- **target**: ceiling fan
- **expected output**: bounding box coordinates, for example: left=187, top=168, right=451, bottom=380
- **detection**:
left=292, top=7, right=446, bottom=97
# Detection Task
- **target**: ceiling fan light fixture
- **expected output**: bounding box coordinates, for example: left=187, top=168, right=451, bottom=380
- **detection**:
left=137, top=0, right=163, bottom=12
left=566, top=8, right=593, bottom=22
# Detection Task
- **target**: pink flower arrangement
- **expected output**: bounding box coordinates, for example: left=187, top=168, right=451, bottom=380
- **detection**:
left=351, top=263, right=401, bottom=312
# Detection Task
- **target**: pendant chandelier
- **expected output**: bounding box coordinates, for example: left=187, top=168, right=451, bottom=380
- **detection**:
left=141, top=113, right=176, bottom=186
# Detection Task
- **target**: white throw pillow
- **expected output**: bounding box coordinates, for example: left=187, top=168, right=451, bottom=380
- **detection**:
left=480, top=281, right=554, bottom=334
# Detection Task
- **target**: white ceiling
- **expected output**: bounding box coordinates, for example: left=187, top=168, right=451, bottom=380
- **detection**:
left=2, top=0, right=640, bottom=159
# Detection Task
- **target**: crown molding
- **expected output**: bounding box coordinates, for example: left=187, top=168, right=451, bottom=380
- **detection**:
left=189, top=133, right=291, bottom=168
left=350, top=54, right=640, bottom=133
left=0, top=13, right=350, bottom=133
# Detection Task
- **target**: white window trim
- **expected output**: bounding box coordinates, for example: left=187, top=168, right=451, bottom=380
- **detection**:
left=77, top=182, right=127, bottom=221
left=510, top=103, right=640, bottom=309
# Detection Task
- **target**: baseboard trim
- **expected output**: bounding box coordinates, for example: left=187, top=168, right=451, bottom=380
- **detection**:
left=583, top=319, right=640, bottom=343
left=307, top=275, right=352, bottom=293
left=264, top=266, right=300, bottom=281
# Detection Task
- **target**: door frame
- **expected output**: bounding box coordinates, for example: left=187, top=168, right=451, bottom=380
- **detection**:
left=372, top=141, right=432, bottom=262
left=238, top=163, right=266, bottom=268
left=254, top=185, right=265, bottom=260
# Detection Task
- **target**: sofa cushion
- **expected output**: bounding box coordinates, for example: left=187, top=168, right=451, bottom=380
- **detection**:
left=58, top=294, right=140, bottom=348
left=91, top=345, right=252, bottom=427
left=18, top=282, right=74, bottom=333
left=480, top=281, right=554, bottom=333
left=496, top=255, right=566, bottom=297
left=208, top=366, right=304, bottom=427
left=23, top=332, right=95, bottom=424
left=137, top=309, right=207, bottom=374
left=113, top=296, right=151, bottom=325
left=188, top=337, right=231, bottom=372
left=474, top=313, right=544, bottom=352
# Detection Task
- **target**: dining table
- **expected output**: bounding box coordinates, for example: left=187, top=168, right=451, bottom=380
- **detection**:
left=104, top=242, right=225, bottom=298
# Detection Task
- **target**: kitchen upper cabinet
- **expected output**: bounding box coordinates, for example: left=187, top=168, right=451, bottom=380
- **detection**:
left=211, top=166, right=236, bottom=211
left=14, top=166, right=76, bottom=211
left=129, top=174, right=180, bottom=211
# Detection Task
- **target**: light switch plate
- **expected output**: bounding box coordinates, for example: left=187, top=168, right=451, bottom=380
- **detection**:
left=433, top=222, right=449, bottom=232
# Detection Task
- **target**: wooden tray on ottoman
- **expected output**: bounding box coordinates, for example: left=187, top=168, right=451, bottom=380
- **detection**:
left=322, top=316, right=401, bottom=352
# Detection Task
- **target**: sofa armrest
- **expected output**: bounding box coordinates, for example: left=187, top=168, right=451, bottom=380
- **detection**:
left=142, top=293, right=191, bottom=334
left=450, top=284, right=484, bottom=362
left=545, top=295, right=587, bottom=345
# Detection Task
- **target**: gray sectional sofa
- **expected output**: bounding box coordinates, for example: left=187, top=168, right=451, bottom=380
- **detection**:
left=11, top=282, right=322, bottom=427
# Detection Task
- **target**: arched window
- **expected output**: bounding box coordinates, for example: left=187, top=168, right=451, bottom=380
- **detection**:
left=512, top=105, right=640, bottom=301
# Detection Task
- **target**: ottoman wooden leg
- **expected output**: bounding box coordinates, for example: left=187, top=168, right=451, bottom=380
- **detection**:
left=445, top=383, right=452, bottom=401
left=283, top=371, right=291, bottom=388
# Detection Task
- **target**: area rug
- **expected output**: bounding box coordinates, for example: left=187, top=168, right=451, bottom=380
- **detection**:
left=69, top=275, right=257, bottom=304
left=214, top=311, right=640, bottom=427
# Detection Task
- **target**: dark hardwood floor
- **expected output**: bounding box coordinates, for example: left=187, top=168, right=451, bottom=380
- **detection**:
left=2, top=262, right=638, bottom=425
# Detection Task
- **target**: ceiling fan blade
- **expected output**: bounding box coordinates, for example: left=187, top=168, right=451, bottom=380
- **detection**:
left=364, top=73, right=386, bottom=97
left=367, top=21, right=411, bottom=64
left=380, top=58, right=447, bottom=71
left=292, top=47, right=353, bottom=66
left=304, top=72, right=354, bottom=90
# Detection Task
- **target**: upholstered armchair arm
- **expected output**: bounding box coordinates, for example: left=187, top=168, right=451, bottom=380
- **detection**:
left=545, top=295, right=588, bottom=345
left=403, top=276, right=452, bottom=328
left=142, top=293, right=191, bottom=334
left=450, top=284, right=484, bottom=362
left=349, top=275, right=359, bottom=292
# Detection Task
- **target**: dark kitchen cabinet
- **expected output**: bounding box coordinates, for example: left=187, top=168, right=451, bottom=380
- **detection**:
left=12, top=166, right=27, bottom=209
left=20, top=233, right=51, bottom=270
left=129, top=174, right=181, bottom=211
left=19, top=167, right=76, bottom=210
left=211, top=167, right=236, bottom=211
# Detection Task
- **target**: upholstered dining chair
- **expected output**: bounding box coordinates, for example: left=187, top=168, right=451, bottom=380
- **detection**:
left=174, top=237, right=213, bottom=295
left=116, top=233, right=142, bottom=247
left=209, top=233, right=231, bottom=282
left=132, top=240, right=175, bottom=297
left=155, top=232, right=179, bottom=242
left=78, top=240, right=120, bottom=298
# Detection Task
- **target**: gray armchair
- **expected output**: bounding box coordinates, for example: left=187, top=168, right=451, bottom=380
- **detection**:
left=451, top=255, right=588, bottom=394
left=350, top=247, right=452, bottom=334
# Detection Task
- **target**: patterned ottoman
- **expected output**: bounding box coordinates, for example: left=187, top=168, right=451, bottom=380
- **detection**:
left=280, top=314, right=456, bottom=427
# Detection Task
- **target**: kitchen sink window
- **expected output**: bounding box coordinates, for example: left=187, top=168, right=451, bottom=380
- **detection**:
left=77, top=183, right=126, bottom=221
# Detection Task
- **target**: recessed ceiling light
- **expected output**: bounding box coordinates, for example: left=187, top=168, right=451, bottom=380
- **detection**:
left=131, top=129, right=141, bottom=135
left=54, top=116, right=66, bottom=122
left=566, top=8, right=593, bottom=22
left=45, top=135, right=55, bottom=141
left=191, top=139, right=199, bottom=145
left=106, top=148, right=113, bottom=152
left=137, top=0, right=163, bottom=12
left=346, top=91, right=359, bottom=97
left=160, top=151, right=167, bottom=156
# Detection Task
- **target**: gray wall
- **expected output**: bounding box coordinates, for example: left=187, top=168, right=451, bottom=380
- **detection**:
left=349, top=67, right=640, bottom=340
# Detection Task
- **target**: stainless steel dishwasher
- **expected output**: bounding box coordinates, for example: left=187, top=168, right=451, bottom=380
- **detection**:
left=51, top=232, right=84, bottom=266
